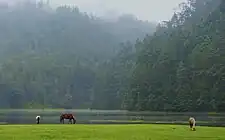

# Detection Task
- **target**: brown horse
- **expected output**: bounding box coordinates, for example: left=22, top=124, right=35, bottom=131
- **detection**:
left=60, top=113, right=76, bottom=124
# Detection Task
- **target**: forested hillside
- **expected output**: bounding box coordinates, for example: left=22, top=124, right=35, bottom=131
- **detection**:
left=125, top=0, right=225, bottom=112
left=0, top=0, right=224, bottom=112
left=0, top=1, right=155, bottom=109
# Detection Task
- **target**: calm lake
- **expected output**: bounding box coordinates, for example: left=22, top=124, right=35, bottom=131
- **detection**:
left=0, top=109, right=224, bottom=126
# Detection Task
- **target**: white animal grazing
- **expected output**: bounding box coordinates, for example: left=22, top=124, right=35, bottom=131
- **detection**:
left=188, top=117, right=196, bottom=131
left=36, top=116, right=41, bottom=124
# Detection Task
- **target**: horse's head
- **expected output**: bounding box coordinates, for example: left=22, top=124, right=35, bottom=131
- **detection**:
left=72, top=116, right=76, bottom=124
left=60, top=114, right=64, bottom=122
left=73, top=119, right=76, bottom=124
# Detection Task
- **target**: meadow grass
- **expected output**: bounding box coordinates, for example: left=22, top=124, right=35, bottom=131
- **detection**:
left=0, top=124, right=224, bottom=140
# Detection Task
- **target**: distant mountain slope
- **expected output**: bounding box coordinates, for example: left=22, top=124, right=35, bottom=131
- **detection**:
left=0, top=1, right=156, bottom=60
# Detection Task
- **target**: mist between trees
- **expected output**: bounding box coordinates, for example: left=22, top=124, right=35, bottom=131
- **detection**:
left=0, top=0, right=224, bottom=112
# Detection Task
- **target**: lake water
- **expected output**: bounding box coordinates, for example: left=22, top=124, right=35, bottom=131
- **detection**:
left=0, top=109, right=224, bottom=126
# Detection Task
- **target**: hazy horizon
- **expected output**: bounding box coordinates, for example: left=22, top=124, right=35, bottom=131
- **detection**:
left=50, top=0, right=186, bottom=22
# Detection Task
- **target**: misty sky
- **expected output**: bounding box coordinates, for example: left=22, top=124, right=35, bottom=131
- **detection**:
left=51, top=0, right=186, bottom=22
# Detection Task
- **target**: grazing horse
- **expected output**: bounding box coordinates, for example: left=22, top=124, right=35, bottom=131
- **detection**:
left=60, top=113, right=76, bottom=124
left=36, top=115, right=41, bottom=124
left=189, top=117, right=196, bottom=131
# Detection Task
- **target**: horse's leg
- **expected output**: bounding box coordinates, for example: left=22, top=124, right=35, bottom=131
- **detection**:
left=68, top=119, right=70, bottom=124
left=36, top=118, right=40, bottom=124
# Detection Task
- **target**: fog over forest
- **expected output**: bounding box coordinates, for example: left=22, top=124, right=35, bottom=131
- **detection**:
left=51, top=0, right=185, bottom=22
left=0, top=0, right=224, bottom=112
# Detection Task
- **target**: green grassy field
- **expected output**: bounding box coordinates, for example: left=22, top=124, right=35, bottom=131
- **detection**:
left=0, top=124, right=224, bottom=140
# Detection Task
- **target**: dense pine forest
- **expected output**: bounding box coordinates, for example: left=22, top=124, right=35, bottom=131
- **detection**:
left=0, top=0, right=224, bottom=112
